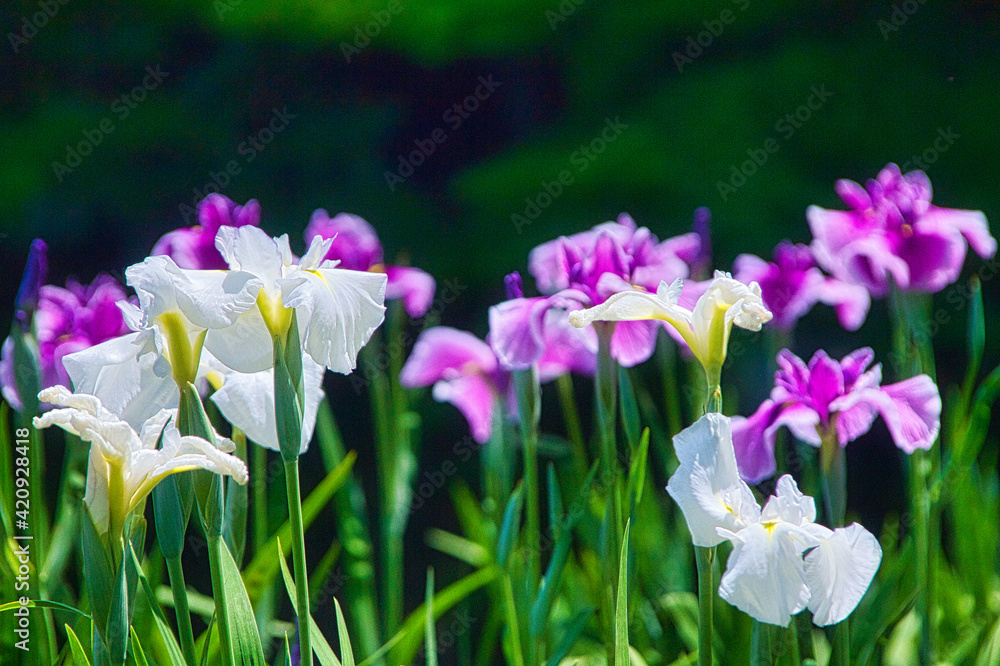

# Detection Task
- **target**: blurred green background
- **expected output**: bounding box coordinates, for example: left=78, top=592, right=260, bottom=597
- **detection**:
left=3, top=0, right=999, bottom=640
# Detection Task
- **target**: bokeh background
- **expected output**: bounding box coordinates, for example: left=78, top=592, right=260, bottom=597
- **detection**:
left=3, top=0, right=999, bottom=647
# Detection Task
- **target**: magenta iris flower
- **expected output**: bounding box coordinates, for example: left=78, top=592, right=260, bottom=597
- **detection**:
left=305, top=210, right=436, bottom=318
left=1, top=274, right=133, bottom=410
left=152, top=194, right=261, bottom=270
left=808, top=164, right=996, bottom=296
left=399, top=327, right=511, bottom=443
left=734, top=241, right=870, bottom=332
left=732, top=347, right=941, bottom=484
left=494, top=214, right=699, bottom=368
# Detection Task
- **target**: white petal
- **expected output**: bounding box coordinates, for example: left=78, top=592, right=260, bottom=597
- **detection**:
left=718, top=522, right=813, bottom=627
left=568, top=287, right=690, bottom=330
left=760, top=474, right=817, bottom=526
left=298, top=234, right=335, bottom=271
left=279, top=267, right=387, bottom=374
left=62, top=333, right=179, bottom=429
left=216, top=226, right=284, bottom=288
left=666, top=413, right=761, bottom=547
left=805, top=523, right=882, bottom=625
left=210, top=357, right=325, bottom=454
left=203, top=308, right=274, bottom=374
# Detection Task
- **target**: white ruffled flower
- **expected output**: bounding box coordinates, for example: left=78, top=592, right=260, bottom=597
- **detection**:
left=34, top=386, right=247, bottom=537
left=569, top=271, right=772, bottom=381
left=667, top=414, right=882, bottom=627
left=207, top=226, right=387, bottom=375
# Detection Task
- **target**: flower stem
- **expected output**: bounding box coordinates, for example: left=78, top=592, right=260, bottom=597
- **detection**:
left=513, top=367, right=541, bottom=665
left=695, top=545, right=715, bottom=666
left=595, top=323, right=621, bottom=661
left=284, top=458, right=312, bottom=666
left=166, top=555, right=197, bottom=666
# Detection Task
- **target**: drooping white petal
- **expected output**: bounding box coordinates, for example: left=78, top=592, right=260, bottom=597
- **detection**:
left=63, top=332, right=180, bottom=429
left=279, top=267, right=387, bottom=374
left=568, top=278, right=687, bottom=330
left=717, top=520, right=815, bottom=627
left=34, top=387, right=246, bottom=535
left=666, top=413, right=761, bottom=547
left=804, top=523, right=883, bottom=626
left=210, top=357, right=326, bottom=454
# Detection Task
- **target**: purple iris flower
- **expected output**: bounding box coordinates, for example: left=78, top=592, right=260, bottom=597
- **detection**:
left=399, top=327, right=511, bottom=443
left=496, top=214, right=699, bottom=368
left=734, top=241, right=870, bottom=332
left=1, top=274, right=133, bottom=410
left=808, top=164, right=996, bottom=296
left=732, top=347, right=941, bottom=484
left=152, top=194, right=261, bottom=269
left=305, top=210, right=436, bottom=318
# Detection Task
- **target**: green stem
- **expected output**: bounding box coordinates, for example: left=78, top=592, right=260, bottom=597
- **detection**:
left=695, top=545, right=715, bottom=666
left=253, top=443, right=268, bottom=556
left=556, top=373, right=588, bottom=475
left=513, top=368, right=541, bottom=666
left=207, top=534, right=235, bottom=666
left=166, top=555, right=197, bottom=666
left=820, top=428, right=846, bottom=527
left=831, top=621, right=850, bottom=666
left=284, top=459, right=312, bottom=666
left=595, top=323, right=622, bottom=659
left=657, top=336, right=684, bottom=437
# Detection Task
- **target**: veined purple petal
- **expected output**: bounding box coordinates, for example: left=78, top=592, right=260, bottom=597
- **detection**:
left=537, top=308, right=597, bottom=380
left=839, top=348, right=875, bottom=387
left=432, top=373, right=498, bottom=443
left=830, top=375, right=940, bottom=453
left=733, top=399, right=823, bottom=484
left=894, top=225, right=966, bottom=293
left=399, top=327, right=497, bottom=388
left=806, top=351, right=844, bottom=425
left=384, top=265, right=436, bottom=318
left=304, top=210, right=384, bottom=271
left=609, top=319, right=659, bottom=367
left=488, top=297, right=548, bottom=371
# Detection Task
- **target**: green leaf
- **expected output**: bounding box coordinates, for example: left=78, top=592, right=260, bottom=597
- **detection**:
left=496, top=483, right=524, bottom=568
left=224, top=432, right=249, bottom=564
left=0, top=599, right=91, bottom=618
left=626, top=428, right=650, bottom=516
left=546, top=464, right=564, bottom=530
left=106, top=546, right=131, bottom=665
left=390, top=566, right=501, bottom=665
left=274, top=317, right=305, bottom=463
left=334, top=598, right=355, bottom=666
left=153, top=474, right=187, bottom=561
left=129, top=545, right=189, bottom=666
left=615, top=520, right=631, bottom=666
left=215, top=538, right=267, bottom=666
left=425, top=569, right=437, bottom=666
left=977, top=613, right=1000, bottom=666
left=618, top=366, right=640, bottom=450
left=545, top=608, right=593, bottom=666
left=276, top=538, right=343, bottom=666
left=65, top=623, right=92, bottom=666
left=129, top=626, right=150, bottom=666
left=80, top=509, right=114, bottom=635
left=242, top=452, right=356, bottom=606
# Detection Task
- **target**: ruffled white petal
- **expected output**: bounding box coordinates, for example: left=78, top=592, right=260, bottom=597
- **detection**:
left=279, top=267, right=387, bottom=374
left=203, top=308, right=274, bottom=374
left=805, top=523, right=883, bottom=625
left=568, top=278, right=686, bottom=329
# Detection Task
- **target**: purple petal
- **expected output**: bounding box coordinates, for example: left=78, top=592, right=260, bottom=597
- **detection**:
left=835, top=178, right=872, bottom=210
left=504, top=271, right=524, bottom=299
left=199, top=194, right=260, bottom=234
left=537, top=308, right=597, bottom=381
left=432, top=373, right=498, bottom=443
left=0, top=337, right=23, bottom=411
left=732, top=400, right=821, bottom=484
left=774, top=349, right=810, bottom=399
left=399, top=327, right=497, bottom=388
left=894, top=226, right=966, bottom=293
left=304, top=210, right=384, bottom=271
left=806, top=350, right=845, bottom=424
left=384, top=265, right=436, bottom=318
left=813, top=276, right=871, bottom=331
left=609, top=319, right=659, bottom=367
left=875, top=377, right=941, bottom=453
left=839, top=348, right=875, bottom=388
left=488, top=297, right=548, bottom=371
left=921, top=206, right=997, bottom=259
